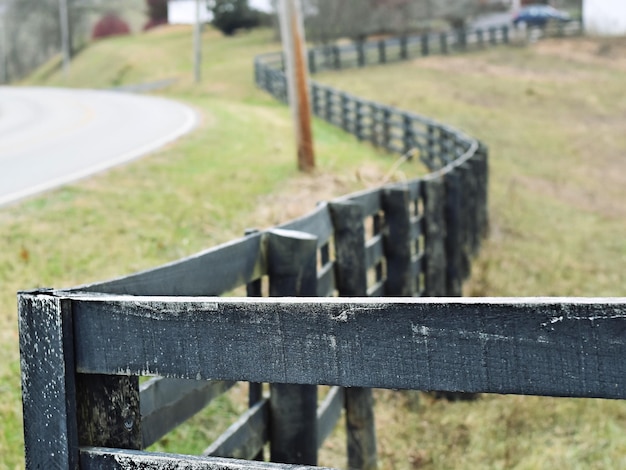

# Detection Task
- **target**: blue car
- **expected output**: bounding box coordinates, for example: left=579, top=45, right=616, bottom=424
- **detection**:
left=512, top=5, right=570, bottom=28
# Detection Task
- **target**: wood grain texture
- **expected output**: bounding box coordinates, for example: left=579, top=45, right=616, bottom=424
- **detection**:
left=328, top=201, right=367, bottom=297
left=69, top=295, right=626, bottom=399
left=383, top=187, right=415, bottom=296
left=80, top=447, right=335, bottom=470
left=422, top=177, right=447, bottom=297
left=77, top=374, right=141, bottom=449
left=18, top=291, right=79, bottom=470
left=73, top=234, right=264, bottom=297
left=267, top=229, right=318, bottom=466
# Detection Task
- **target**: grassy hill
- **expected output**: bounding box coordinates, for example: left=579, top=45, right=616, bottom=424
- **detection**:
left=2, top=25, right=406, bottom=469
left=5, top=25, right=626, bottom=469
left=316, top=36, right=626, bottom=468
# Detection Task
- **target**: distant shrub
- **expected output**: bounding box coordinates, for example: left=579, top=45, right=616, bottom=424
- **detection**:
left=144, top=0, right=168, bottom=30
left=210, top=0, right=262, bottom=36
left=92, top=14, right=131, bottom=40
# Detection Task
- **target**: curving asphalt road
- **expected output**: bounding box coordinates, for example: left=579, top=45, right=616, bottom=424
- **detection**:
left=0, top=86, right=197, bottom=207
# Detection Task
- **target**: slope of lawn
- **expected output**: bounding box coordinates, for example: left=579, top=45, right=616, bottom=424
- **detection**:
left=2, top=26, right=408, bottom=469
left=8, top=26, right=626, bottom=469
left=316, top=36, right=626, bottom=468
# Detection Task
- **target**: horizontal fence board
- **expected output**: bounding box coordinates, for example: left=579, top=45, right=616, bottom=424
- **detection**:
left=140, top=378, right=235, bottom=448
left=73, top=234, right=264, bottom=296
left=339, top=188, right=382, bottom=216
left=80, top=447, right=335, bottom=469
left=317, top=387, right=344, bottom=448
left=365, top=235, right=384, bottom=269
left=279, top=204, right=334, bottom=247
left=366, top=282, right=385, bottom=298
left=68, top=295, right=626, bottom=399
left=204, top=398, right=269, bottom=460
left=317, top=262, right=336, bottom=298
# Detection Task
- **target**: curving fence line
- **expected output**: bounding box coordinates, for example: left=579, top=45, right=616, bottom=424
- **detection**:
left=18, top=22, right=616, bottom=470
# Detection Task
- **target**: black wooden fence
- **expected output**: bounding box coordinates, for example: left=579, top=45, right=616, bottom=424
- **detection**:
left=254, top=22, right=581, bottom=163
left=18, top=22, right=608, bottom=470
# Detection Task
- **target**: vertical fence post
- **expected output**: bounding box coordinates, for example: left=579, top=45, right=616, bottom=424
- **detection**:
left=19, top=291, right=80, bottom=469
left=325, top=87, right=333, bottom=123
left=457, top=162, right=472, bottom=281
left=444, top=169, right=462, bottom=297
left=341, top=93, right=350, bottom=132
left=311, top=83, right=320, bottom=117
left=477, top=28, right=484, bottom=47
left=421, top=34, right=429, bottom=56
left=382, top=107, right=392, bottom=151
left=357, top=41, right=365, bottom=67
left=245, top=228, right=265, bottom=461
left=402, top=114, right=414, bottom=154
left=476, top=142, right=490, bottom=239
left=76, top=374, right=142, bottom=449
left=378, top=40, right=386, bottom=64
left=308, top=49, right=317, bottom=74
left=355, top=101, right=364, bottom=141
left=383, top=187, right=415, bottom=296
left=502, top=25, right=509, bottom=43
left=400, top=36, right=408, bottom=60
left=440, top=32, right=448, bottom=54
left=333, top=45, right=341, bottom=69
left=422, top=178, right=447, bottom=297
left=329, top=202, right=377, bottom=470
left=266, top=229, right=318, bottom=466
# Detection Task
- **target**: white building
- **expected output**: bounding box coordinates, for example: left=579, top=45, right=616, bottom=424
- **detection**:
left=167, top=0, right=273, bottom=25
left=168, top=0, right=212, bottom=25
left=584, top=0, right=626, bottom=36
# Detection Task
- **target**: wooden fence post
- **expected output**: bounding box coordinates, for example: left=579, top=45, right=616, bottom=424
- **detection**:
left=444, top=169, right=463, bottom=297
left=329, top=202, right=378, bottom=470
left=76, top=374, right=142, bottom=449
left=421, top=34, right=430, bottom=56
left=400, top=36, right=408, bottom=60
left=333, top=45, right=341, bottom=69
left=476, top=142, right=490, bottom=239
left=267, top=229, right=318, bottom=466
left=378, top=40, right=386, bottom=64
left=308, top=49, right=317, bottom=74
left=245, top=228, right=264, bottom=461
left=357, top=41, right=365, bottom=67
left=422, top=178, right=447, bottom=297
left=383, top=187, right=415, bottom=296
left=19, top=291, right=80, bottom=469
left=457, top=163, right=472, bottom=281
left=440, top=32, right=448, bottom=54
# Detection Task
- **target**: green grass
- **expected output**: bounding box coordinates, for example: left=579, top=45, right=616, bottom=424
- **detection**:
left=7, top=28, right=626, bottom=469
left=2, top=26, right=406, bottom=469
left=315, top=38, right=626, bottom=468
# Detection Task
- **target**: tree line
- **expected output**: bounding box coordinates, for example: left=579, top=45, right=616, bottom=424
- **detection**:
left=0, top=0, right=512, bottom=83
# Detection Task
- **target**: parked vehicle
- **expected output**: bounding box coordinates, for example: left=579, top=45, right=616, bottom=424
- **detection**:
left=512, top=5, right=570, bottom=27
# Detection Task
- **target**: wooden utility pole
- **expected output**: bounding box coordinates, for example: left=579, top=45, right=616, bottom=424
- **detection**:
left=0, top=12, right=6, bottom=84
left=194, top=0, right=202, bottom=83
left=278, top=0, right=315, bottom=172
left=59, top=0, right=71, bottom=77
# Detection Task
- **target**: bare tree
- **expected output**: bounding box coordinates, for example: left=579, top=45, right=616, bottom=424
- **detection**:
left=297, top=0, right=486, bottom=44
left=2, top=0, right=143, bottom=82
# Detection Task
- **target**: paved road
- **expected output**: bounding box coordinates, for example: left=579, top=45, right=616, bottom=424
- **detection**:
left=0, top=87, right=197, bottom=207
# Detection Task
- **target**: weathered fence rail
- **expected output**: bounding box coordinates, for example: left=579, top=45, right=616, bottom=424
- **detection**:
left=18, top=22, right=595, bottom=470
